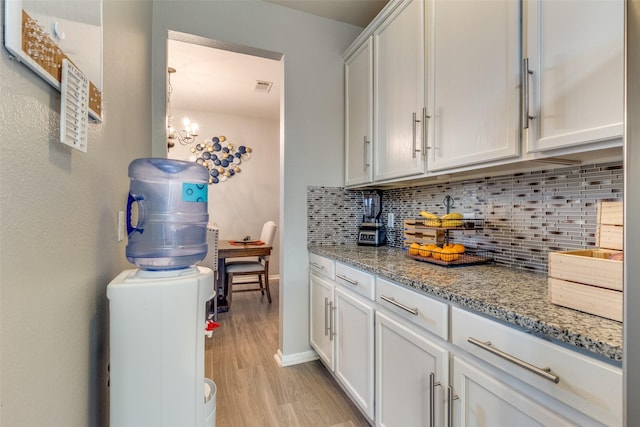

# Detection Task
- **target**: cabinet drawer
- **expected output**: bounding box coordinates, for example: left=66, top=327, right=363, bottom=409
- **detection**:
left=375, top=278, right=448, bottom=340
left=335, top=262, right=375, bottom=300
left=451, top=307, right=622, bottom=426
left=309, top=253, right=335, bottom=280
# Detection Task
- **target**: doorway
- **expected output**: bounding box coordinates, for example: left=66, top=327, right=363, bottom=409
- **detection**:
left=166, top=31, right=283, bottom=280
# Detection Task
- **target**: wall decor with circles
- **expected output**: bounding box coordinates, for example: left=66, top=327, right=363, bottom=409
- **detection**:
left=188, top=135, right=252, bottom=185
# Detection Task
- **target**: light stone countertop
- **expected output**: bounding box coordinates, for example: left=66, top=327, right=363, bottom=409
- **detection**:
left=309, top=244, right=623, bottom=364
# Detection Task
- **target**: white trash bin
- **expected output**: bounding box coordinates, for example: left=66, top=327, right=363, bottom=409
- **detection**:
left=205, top=379, right=217, bottom=426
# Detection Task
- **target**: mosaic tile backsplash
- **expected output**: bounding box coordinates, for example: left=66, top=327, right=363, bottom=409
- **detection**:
left=307, top=161, right=623, bottom=272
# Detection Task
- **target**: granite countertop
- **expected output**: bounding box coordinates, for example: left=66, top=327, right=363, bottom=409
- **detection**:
left=309, top=244, right=623, bottom=364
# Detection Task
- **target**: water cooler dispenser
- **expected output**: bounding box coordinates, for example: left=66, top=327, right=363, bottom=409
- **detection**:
left=107, top=158, right=216, bottom=427
left=107, top=267, right=216, bottom=427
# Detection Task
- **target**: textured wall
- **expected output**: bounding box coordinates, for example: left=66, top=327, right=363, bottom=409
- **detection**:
left=151, top=1, right=363, bottom=360
left=0, top=1, right=152, bottom=425
left=307, top=161, right=623, bottom=272
left=168, top=110, right=281, bottom=274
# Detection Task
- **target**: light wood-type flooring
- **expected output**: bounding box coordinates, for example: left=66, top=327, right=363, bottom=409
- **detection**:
left=205, top=280, right=371, bottom=427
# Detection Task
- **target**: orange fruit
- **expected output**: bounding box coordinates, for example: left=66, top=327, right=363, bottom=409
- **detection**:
left=453, top=244, right=466, bottom=254
left=409, top=242, right=420, bottom=256
left=441, top=247, right=458, bottom=262
left=431, top=246, right=443, bottom=260
left=420, top=245, right=431, bottom=258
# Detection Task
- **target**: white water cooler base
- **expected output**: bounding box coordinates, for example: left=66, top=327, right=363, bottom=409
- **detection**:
left=107, top=266, right=215, bottom=427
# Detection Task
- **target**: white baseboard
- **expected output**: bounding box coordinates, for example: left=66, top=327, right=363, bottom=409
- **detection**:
left=274, top=348, right=319, bottom=367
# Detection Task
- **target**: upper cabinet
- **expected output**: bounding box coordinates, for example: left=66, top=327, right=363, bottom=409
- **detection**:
left=343, top=0, right=624, bottom=188
left=523, top=0, right=624, bottom=153
left=345, top=38, right=374, bottom=187
left=426, top=0, right=521, bottom=172
left=372, top=0, right=426, bottom=181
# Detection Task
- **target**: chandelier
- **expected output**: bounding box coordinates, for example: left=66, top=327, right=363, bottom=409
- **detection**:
left=167, top=67, right=198, bottom=148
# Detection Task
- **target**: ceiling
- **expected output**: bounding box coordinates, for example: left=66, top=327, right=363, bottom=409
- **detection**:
left=167, top=1, right=388, bottom=120
left=168, top=39, right=282, bottom=120
left=264, top=0, right=389, bottom=28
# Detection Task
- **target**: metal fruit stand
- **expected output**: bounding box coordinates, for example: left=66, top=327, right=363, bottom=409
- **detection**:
left=404, top=195, right=492, bottom=267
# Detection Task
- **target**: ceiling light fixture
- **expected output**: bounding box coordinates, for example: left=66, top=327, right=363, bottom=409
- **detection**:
left=167, top=67, right=198, bottom=149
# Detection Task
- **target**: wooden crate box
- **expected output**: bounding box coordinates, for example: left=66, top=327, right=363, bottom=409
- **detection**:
left=548, top=249, right=622, bottom=291
left=548, top=201, right=623, bottom=322
left=403, top=219, right=445, bottom=248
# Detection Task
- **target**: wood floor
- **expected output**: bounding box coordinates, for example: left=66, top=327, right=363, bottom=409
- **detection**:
left=205, top=281, right=371, bottom=427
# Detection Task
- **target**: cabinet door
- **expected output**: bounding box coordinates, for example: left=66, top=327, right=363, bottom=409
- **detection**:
left=427, top=0, right=521, bottom=172
left=524, top=0, right=623, bottom=152
left=309, top=272, right=335, bottom=370
left=375, top=310, right=448, bottom=427
left=334, top=287, right=375, bottom=420
left=373, top=0, right=426, bottom=181
left=451, top=306, right=622, bottom=426
left=452, top=357, right=577, bottom=427
left=345, top=37, right=374, bottom=187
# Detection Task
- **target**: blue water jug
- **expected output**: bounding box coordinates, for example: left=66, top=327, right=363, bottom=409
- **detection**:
left=126, top=158, right=209, bottom=270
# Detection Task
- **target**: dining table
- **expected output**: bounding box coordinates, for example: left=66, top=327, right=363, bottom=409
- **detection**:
left=216, top=239, right=272, bottom=313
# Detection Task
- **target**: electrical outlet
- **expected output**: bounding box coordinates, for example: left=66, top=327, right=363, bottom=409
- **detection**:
left=387, top=212, right=395, bottom=229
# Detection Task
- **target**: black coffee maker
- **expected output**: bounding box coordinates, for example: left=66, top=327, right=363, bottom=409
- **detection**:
left=357, top=190, right=387, bottom=246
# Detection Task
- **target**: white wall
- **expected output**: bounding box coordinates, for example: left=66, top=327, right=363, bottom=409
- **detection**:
left=0, top=0, right=152, bottom=425
left=151, top=1, right=361, bottom=361
left=168, top=110, right=281, bottom=274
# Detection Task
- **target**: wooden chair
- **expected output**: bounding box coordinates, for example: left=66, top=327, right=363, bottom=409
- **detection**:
left=225, top=221, right=277, bottom=304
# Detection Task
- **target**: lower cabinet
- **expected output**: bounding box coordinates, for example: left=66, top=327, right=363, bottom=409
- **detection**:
left=309, top=257, right=375, bottom=421
left=335, top=287, right=375, bottom=419
left=309, top=271, right=335, bottom=370
left=375, top=310, right=448, bottom=427
left=309, top=253, right=622, bottom=427
left=451, top=307, right=622, bottom=427
left=451, top=356, right=577, bottom=427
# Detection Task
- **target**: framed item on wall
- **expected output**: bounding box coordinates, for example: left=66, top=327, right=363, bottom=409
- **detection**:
left=4, top=0, right=103, bottom=121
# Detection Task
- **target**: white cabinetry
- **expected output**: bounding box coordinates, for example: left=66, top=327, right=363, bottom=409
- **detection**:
left=309, top=255, right=375, bottom=420
left=451, top=307, right=622, bottom=426
left=343, top=0, right=623, bottom=188
left=345, top=37, right=374, bottom=187
left=373, top=0, right=426, bottom=181
left=309, top=270, right=335, bottom=370
left=451, top=356, right=576, bottom=427
left=376, top=310, right=448, bottom=427
left=334, top=262, right=375, bottom=419
left=524, top=0, right=624, bottom=153
left=310, top=253, right=622, bottom=426
left=309, top=253, right=336, bottom=369
left=426, top=0, right=521, bottom=172
left=334, top=286, right=375, bottom=419
left=375, top=277, right=449, bottom=427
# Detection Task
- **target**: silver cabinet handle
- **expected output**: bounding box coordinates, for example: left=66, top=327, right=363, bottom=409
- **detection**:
left=363, top=136, right=370, bottom=172
left=423, top=107, right=431, bottom=153
left=329, top=301, right=336, bottom=341
left=324, top=297, right=330, bottom=337
left=429, top=372, right=441, bottom=427
left=412, top=112, right=421, bottom=158
left=380, top=295, right=419, bottom=316
left=336, top=273, right=358, bottom=286
left=447, top=386, right=459, bottom=427
left=310, top=262, right=324, bottom=270
left=522, top=57, right=534, bottom=129
left=468, top=337, right=560, bottom=383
